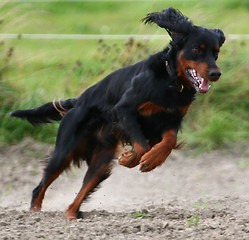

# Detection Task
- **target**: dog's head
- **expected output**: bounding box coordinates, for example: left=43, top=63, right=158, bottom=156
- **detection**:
left=143, top=7, right=225, bottom=93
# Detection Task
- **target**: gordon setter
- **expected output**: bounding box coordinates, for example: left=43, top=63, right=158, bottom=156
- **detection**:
left=11, top=8, right=225, bottom=220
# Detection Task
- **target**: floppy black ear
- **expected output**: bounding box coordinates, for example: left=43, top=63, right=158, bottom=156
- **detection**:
left=212, top=29, right=225, bottom=47
left=142, top=7, right=193, bottom=40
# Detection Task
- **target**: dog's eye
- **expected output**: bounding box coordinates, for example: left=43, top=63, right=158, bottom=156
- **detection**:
left=192, top=48, right=201, bottom=54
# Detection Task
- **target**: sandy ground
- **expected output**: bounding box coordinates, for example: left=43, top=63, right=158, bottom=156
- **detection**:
left=0, top=139, right=249, bottom=239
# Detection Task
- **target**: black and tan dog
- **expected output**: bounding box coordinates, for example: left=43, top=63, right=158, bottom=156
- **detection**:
left=11, top=8, right=225, bottom=220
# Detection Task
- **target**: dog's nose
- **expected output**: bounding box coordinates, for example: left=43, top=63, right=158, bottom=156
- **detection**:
left=208, top=69, right=221, bottom=81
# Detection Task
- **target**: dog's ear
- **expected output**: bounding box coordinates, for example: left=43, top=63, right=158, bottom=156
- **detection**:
left=212, top=29, right=225, bottom=47
left=142, top=7, right=193, bottom=41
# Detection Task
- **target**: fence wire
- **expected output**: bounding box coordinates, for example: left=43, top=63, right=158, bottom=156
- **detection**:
left=0, top=33, right=249, bottom=40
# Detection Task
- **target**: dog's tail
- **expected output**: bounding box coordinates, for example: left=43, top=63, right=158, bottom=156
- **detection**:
left=10, top=98, right=77, bottom=125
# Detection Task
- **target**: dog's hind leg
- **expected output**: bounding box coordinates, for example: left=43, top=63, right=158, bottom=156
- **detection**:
left=30, top=108, right=87, bottom=212
left=30, top=151, right=74, bottom=212
left=66, top=147, right=115, bottom=221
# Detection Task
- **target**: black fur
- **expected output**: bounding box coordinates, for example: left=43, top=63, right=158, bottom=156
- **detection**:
left=10, top=7, right=225, bottom=220
left=10, top=98, right=77, bottom=125
left=142, top=7, right=193, bottom=42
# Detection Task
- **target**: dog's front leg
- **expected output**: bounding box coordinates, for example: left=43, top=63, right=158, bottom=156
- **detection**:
left=139, top=129, right=177, bottom=172
left=113, top=86, right=151, bottom=168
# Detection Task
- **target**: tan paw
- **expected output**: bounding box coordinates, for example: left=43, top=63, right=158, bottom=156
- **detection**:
left=118, top=150, right=139, bottom=168
left=139, top=149, right=168, bottom=172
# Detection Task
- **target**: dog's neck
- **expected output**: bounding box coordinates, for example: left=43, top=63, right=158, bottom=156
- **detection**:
left=164, top=46, right=197, bottom=95
left=164, top=48, right=185, bottom=93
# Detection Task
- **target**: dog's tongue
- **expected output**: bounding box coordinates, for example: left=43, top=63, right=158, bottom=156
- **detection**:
left=197, top=73, right=209, bottom=93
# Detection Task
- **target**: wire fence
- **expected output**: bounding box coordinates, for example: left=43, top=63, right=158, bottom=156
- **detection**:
left=0, top=33, right=249, bottom=40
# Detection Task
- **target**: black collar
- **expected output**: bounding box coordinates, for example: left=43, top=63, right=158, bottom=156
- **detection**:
left=165, top=60, right=184, bottom=93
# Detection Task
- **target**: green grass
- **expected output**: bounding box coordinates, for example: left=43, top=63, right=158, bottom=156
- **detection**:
left=1, top=1, right=249, bottom=34
left=0, top=1, right=249, bottom=149
left=186, top=214, right=200, bottom=227
left=130, top=210, right=153, bottom=219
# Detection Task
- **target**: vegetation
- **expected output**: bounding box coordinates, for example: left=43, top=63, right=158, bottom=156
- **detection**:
left=130, top=210, right=153, bottom=219
left=186, top=214, right=200, bottom=227
left=0, top=0, right=249, bottom=149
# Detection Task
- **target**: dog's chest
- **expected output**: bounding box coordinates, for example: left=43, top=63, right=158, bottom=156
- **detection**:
left=136, top=90, right=194, bottom=138
left=138, top=101, right=167, bottom=117
left=137, top=90, right=193, bottom=117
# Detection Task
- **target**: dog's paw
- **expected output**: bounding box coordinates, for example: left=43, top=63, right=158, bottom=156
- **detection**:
left=118, top=150, right=139, bottom=168
left=66, top=210, right=78, bottom=221
left=139, top=148, right=167, bottom=172
left=30, top=205, right=41, bottom=212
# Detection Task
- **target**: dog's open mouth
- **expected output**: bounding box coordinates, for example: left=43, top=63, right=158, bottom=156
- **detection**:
left=186, top=68, right=210, bottom=94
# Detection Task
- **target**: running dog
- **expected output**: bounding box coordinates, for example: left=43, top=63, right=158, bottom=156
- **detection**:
left=11, top=7, right=225, bottom=220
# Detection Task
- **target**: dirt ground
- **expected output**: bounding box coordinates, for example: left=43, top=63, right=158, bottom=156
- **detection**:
left=0, top=139, right=249, bottom=240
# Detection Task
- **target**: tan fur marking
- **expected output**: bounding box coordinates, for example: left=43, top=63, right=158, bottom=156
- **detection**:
left=138, top=101, right=167, bottom=116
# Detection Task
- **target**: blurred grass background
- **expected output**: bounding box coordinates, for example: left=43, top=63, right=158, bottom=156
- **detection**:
left=0, top=0, right=249, bottom=150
